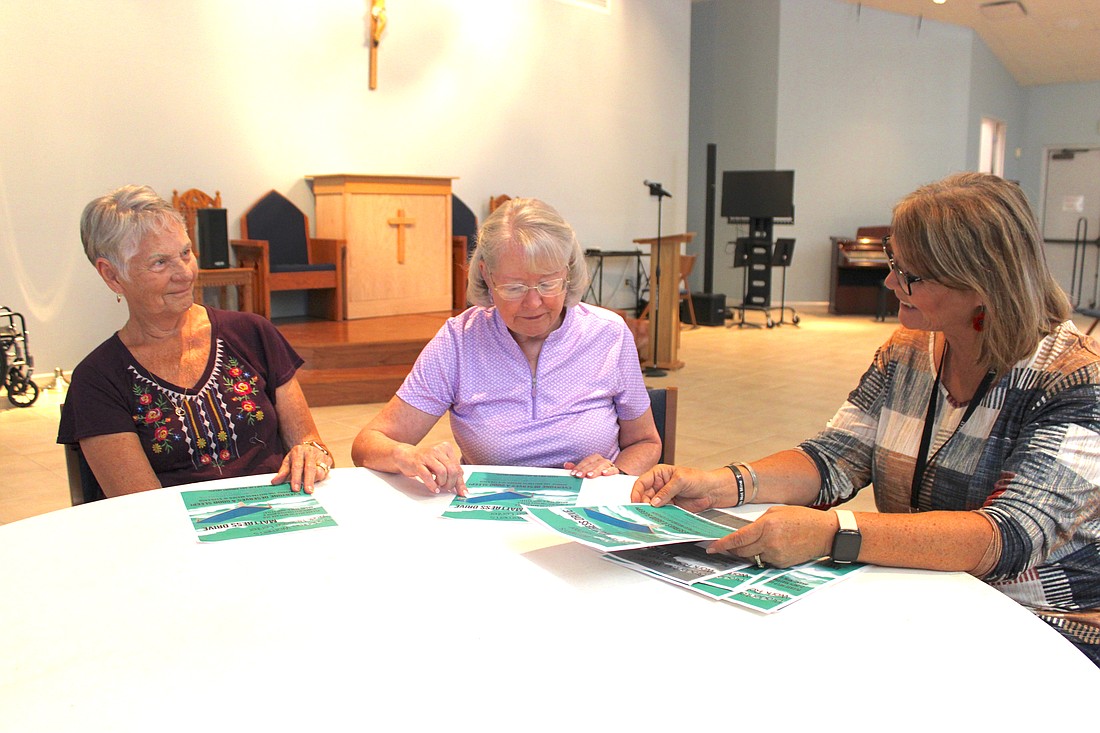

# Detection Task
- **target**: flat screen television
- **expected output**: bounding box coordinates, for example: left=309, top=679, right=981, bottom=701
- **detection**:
left=721, top=170, right=795, bottom=221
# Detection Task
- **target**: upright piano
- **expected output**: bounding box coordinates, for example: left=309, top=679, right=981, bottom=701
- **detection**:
left=829, top=226, right=898, bottom=317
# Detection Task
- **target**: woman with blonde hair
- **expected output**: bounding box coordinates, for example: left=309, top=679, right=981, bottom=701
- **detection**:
left=634, top=173, right=1100, bottom=666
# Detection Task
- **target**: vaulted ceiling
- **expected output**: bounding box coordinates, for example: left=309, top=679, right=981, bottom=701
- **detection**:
left=835, top=0, right=1100, bottom=85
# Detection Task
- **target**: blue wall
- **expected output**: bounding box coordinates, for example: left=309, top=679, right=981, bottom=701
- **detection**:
left=688, top=0, right=1097, bottom=304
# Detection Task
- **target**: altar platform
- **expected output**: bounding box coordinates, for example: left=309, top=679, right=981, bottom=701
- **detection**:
left=275, top=311, right=453, bottom=406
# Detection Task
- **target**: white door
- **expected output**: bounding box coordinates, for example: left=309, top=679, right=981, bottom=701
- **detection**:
left=1040, top=147, right=1100, bottom=309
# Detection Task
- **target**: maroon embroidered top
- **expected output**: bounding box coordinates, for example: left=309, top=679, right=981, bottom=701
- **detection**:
left=58, top=307, right=303, bottom=487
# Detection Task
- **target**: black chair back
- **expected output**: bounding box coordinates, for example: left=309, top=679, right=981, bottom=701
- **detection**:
left=64, top=443, right=106, bottom=506
left=646, top=386, right=678, bottom=464
left=243, top=190, right=312, bottom=269
left=453, top=195, right=478, bottom=257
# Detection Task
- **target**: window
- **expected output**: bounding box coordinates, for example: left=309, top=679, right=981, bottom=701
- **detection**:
left=979, top=117, right=1007, bottom=176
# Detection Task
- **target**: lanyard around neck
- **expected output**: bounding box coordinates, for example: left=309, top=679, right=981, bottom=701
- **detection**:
left=910, top=347, right=996, bottom=510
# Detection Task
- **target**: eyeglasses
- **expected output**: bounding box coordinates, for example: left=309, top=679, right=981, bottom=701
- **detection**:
left=491, top=277, right=568, bottom=300
left=882, top=235, right=925, bottom=296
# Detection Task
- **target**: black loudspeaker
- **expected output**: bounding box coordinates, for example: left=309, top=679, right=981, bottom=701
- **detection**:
left=685, top=292, right=727, bottom=326
left=704, top=143, right=716, bottom=293
left=196, top=208, right=230, bottom=269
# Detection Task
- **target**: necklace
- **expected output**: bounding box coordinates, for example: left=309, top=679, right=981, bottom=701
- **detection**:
left=909, top=342, right=996, bottom=510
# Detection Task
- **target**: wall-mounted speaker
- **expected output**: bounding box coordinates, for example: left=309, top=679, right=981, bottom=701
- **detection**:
left=196, top=208, right=230, bottom=269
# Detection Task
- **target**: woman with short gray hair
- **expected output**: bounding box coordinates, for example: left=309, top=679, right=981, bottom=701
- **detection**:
left=353, top=197, right=660, bottom=495
left=59, top=184, right=334, bottom=498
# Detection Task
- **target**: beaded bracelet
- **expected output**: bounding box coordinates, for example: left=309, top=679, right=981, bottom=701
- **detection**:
left=730, top=461, right=759, bottom=504
left=725, top=462, right=746, bottom=506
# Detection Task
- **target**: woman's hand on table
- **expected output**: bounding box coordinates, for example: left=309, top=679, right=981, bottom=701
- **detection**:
left=273, top=441, right=334, bottom=495
left=631, top=465, right=730, bottom=513
left=395, top=441, right=467, bottom=496
left=706, top=506, right=836, bottom=568
left=564, top=454, right=621, bottom=479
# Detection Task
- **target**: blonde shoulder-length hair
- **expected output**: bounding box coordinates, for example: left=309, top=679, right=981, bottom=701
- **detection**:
left=466, top=197, right=590, bottom=308
left=891, top=172, right=1071, bottom=374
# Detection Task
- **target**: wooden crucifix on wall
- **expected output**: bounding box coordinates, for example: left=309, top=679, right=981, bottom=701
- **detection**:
left=387, top=209, right=416, bottom=264
left=369, top=0, right=387, bottom=90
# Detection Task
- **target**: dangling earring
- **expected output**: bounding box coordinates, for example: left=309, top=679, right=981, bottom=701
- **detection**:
left=972, top=305, right=985, bottom=332
left=116, top=293, right=122, bottom=303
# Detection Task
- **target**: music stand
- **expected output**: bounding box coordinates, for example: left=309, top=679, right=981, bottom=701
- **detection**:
left=771, top=238, right=800, bottom=326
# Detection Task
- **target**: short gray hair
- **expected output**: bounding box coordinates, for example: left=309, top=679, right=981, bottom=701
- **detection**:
left=467, top=198, right=590, bottom=307
left=80, top=184, right=185, bottom=276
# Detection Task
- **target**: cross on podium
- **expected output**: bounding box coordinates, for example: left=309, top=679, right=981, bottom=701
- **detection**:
left=387, top=209, right=416, bottom=264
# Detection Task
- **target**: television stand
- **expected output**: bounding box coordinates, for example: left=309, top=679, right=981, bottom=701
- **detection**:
left=726, top=217, right=799, bottom=329
left=728, top=237, right=775, bottom=328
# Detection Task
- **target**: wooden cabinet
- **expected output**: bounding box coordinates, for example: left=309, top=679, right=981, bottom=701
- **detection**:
left=309, top=175, right=454, bottom=319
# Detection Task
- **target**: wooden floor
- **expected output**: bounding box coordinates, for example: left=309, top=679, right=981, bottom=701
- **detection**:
left=275, top=311, right=455, bottom=406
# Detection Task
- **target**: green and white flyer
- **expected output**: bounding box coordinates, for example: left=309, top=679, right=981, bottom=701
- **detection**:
left=442, top=472, right=583, bottom=522
left=523, top=503, right=732, bottom=550
left=181, top=483, right=337, bottom=542
left=604, top=541, right=867, bottom=614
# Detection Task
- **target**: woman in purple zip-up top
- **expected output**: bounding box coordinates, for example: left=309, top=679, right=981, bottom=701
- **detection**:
left=352, top=198, right=661, bottom=496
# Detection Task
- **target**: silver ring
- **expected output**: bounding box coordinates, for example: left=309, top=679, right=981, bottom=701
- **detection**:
left=753, top=554, right=764, bottom=568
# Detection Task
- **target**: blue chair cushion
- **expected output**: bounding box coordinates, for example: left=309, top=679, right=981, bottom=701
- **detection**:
left=270, top=263, right=336, bottom=274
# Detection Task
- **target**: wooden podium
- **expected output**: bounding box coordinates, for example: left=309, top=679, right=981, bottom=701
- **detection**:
left=309, top=175, right=455, bottom=319
left=634, top=232, right=694, bottom=370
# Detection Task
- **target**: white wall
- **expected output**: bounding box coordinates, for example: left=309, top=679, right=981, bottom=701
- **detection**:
left=0, top=0, right=691, bottom=375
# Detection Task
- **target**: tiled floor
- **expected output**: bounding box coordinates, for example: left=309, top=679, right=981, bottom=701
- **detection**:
left=1, top=303, right=911, bottom=525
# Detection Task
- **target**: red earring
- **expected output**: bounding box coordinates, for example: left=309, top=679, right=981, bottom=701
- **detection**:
left=973, top=306, right=986, bottom=332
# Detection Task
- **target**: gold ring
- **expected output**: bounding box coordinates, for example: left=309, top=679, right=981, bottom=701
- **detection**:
left=753, top=554, right=764, bottom=568
left=316, top=462, right=329, bottom=474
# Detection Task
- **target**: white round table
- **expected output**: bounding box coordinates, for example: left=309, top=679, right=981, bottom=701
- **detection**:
left=1, top=467, right=1096, bottom=731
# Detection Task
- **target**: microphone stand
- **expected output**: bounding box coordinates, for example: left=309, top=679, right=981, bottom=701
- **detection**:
left=644, top=180, right=671, bottom=377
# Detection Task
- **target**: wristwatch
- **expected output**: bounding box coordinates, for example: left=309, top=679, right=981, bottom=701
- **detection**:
left=830, top=509, right=861, bottom=564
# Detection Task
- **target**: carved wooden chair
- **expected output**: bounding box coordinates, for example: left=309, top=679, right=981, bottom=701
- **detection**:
left=489, top=194, right=512, bottom=214
left=171, top=188, right=257, bottom=312
left=232, top=190, right=347, bottom=321
left=171, top=188, right=222, bottom=250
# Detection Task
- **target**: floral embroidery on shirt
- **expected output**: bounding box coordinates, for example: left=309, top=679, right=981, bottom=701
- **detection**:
left=128, top=339, right=254, bottom=472
left=131, top=384, right=181, bottom=455
left=224, top=358, right=265, bottom=425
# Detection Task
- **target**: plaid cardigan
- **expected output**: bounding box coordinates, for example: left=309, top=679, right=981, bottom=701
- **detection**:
left=800, top=321, right=1100, bottom=653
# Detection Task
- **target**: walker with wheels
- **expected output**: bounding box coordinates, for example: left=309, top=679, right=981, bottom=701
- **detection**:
left=0, top=305, right=39, bottom=407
